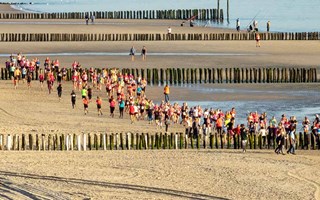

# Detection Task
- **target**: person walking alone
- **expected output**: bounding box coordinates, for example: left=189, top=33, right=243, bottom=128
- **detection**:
left=164, top=85, right=170, bottom=102
left=141, top=46, right=147, bottom=61
left=130, top=46, right=136, bottom=61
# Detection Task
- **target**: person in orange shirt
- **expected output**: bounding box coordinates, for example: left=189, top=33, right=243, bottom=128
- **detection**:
left=96, top=96, right=103, bottom=116
left=83, top=97, right=89, bottom=115
left=164, top=85, right=170, bottom=102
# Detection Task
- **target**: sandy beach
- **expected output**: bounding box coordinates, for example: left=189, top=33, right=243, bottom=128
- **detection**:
left=0, top=4, right=320, bottom=200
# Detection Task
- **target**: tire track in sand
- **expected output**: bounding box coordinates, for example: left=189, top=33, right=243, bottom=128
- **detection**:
left=288, top=169, right=320, bottom=200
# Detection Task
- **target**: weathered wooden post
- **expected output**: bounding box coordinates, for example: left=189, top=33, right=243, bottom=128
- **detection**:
left=179, top=133, right=183, bottom=149
left=77, top=134, right=81, bottom=151
left=88, top=133, right=92, bottom=150
left=7, top=134, right=12, bottom=151
left=41, top=134, right=45, bottom=151
left=174, top=133, right=178, bottom=149
left=65, top=134, right=69, bottom=151
left=29, top=134, right=33, bottom=150
left=21, top=134, right=26, bottom=151
left=126, top=132, right=131, bottom=150
left=94, top=133, right=99, bottom=150
left=135, top=133, right=139, bottom=150
left=83, top=133, right=87, bottom=151
left=60, top=134, right=65, bottom=151
left=151, top=134, right=154, bottom=150
left=155, top=133, right=159, bottom=149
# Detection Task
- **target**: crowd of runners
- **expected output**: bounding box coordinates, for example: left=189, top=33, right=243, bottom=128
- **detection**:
left=5, top=53, right=320, bottom=154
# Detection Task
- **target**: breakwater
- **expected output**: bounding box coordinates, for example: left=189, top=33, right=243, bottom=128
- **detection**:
left=0, top=32, right=319, bottom=42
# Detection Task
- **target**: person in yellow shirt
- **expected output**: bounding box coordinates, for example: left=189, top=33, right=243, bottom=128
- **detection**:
left=164, top=85, right=170, bottom=102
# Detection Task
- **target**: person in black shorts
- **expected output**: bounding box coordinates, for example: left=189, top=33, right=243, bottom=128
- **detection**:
left=71, top=90, right=76, bottom=109
left=57, top=83, right=62, bottom=101
left=141, top=46, right=147, bottom=61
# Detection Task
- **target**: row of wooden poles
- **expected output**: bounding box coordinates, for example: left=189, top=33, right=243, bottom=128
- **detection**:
left=0, top=32, right=319, bottom=42
left=1, top=67, right=318, bottom=84
left=0, top=132, right=319, bottom=151
left=0, top=9, right=223, bottom=20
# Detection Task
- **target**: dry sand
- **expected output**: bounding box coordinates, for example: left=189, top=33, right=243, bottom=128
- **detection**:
left=0, top=4, right=320, bottom=200
left=0, top=150, right=319, bottom=200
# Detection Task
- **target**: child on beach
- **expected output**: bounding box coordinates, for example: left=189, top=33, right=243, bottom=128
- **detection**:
left=255, top=33, right=261, bottom=47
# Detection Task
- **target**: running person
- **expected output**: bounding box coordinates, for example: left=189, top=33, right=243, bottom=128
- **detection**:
left=96, top=96, right=103, bottom=116
left=71, top=90, right=76, bottom=109
left=83, top=98, right=89, bottom=115
left=57, top=83, right=62, bottom=101
left=109, top=96, right=116, bottom=118
left=39, top=73, right=44, bottom=89
left=27, top=73, right=32, bottom=89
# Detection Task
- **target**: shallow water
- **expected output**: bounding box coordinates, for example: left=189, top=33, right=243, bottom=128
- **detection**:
left=0, top=52, right=260, bottom=57
left=9, top=0, right=320, bottom=32
left=172, top=99, right=320, bottom=130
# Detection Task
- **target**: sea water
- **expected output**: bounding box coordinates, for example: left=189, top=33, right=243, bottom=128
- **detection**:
left=9, top=0, right=320, bottom=32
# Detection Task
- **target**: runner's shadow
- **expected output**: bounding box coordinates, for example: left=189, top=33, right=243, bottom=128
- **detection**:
left=0, top=171, right=229, bottom=200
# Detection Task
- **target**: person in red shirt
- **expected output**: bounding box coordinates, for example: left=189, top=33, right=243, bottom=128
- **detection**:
left=129, top=104, right=136, bottom=124
left=109, top=96, right=116, bottom=118
left=96, top=96, right=103, bottom=116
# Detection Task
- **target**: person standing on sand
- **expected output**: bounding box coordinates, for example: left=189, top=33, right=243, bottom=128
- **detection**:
left=236, top=18, right=240, bottom=32
left=240, top=124, right=248, bottom=153
left=255, top=33, right=261, bottom=47
left=267, top=21, right=271, bottom=32
left=57, top=83, right=62, bottom=101
left=164, top=85, right=170, bottom=102
left=302, top=116, right=310, bottom=149
left=129, top=46, right=136, bottom=61
left=71, top=90, right=76, bottom=109
left=141, top=46, right=147, bottom=61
